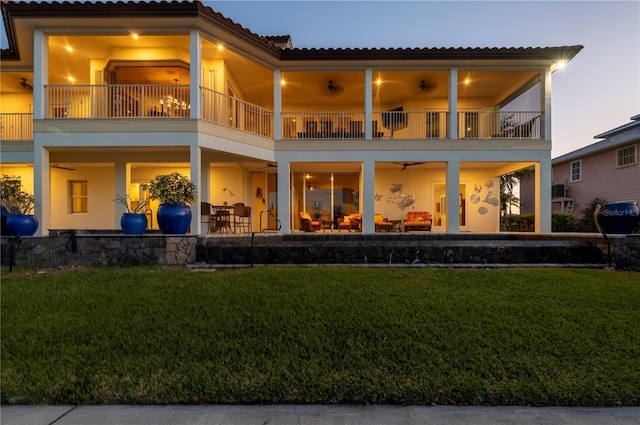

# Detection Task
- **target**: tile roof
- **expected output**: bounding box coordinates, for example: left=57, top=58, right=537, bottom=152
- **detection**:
left=1, top=0, right=583, bottom=63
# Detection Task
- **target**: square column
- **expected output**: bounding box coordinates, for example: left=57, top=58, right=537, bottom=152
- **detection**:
left=449, top=68, right=458, bottom=140
left=362, top=159, right=375, bottom=233
left=189, top=30, right=202, bottom=120
left=365, top=69, right=373, bottom=140
left=33, top=30, right=47, bottom=119
left=277, top=161, right=290, bottom=233
left=274, top=69, right=282, bottom=140
left=114, top=162, right=131, bottom=225
left=33, top=146, right=50, bottom=236
left=190, top=144, right=202, bottom=234
left=535, top=160, right=552, bottom=233
left=446, top=159, right=460, bottom=233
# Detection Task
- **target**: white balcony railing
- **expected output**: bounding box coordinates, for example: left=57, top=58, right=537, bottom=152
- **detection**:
left=201, top=87, right=273, bottom=137
left=45, top=84, right=191, bottom=118
left=281, top=112, right=366, bottom=139
left=0, top=113, right=33, bottom=141
left=282, top=111, right=450, bottom=140
left=458, top=111, right=542, bottom=139
left=25, top=86, right=542, bottom=142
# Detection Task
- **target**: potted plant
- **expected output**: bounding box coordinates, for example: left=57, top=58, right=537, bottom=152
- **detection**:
left=114, top=194, right=148, bottom=235
left=145, top=172, right=196, bottom=234
left=0, top=175, right=38, bottom=237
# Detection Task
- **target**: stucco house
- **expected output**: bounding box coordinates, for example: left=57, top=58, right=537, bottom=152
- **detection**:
left=0, top=0, right=581, bottom=235
left=520, top=114, right=639, bottom=217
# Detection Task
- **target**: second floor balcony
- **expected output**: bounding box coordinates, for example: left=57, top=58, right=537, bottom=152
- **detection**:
left=0, top=84, right=543, bottom=143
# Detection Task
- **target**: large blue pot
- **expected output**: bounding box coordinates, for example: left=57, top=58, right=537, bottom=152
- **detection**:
left=121, top=213, right=147, bottom=235
left=594, top=201, right=640, bottom=235
left=157, top=203, right=191, bottom=234
left=1, top=206, right=9, bottom=236
left=6, top=214, right=39, bottom=237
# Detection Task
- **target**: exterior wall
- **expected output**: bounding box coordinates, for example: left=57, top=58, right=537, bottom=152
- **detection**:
left=50, top=166, right=115, bottom=229
left=554, top=142, right=640, bottom=214
left=0, top=93, right=32, bottom=113
left=0, top=166, right=34, bottom=194
left=373, top=167, right=500, bottom=233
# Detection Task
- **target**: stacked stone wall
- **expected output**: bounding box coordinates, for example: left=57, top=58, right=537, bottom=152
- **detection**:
left=1, top=232, right=638, bottom=270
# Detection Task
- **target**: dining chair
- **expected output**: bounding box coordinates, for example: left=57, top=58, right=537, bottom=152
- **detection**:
left=200, top=202, right=214, bottom=233
left=232, top=203, right=245, bottom=233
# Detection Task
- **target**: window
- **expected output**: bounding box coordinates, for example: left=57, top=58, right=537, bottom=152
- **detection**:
left=617, top=145, right=637, bottom=168
left=69, top=180, right=88, bottom=213
left=570, top=160, right=582, bottom=182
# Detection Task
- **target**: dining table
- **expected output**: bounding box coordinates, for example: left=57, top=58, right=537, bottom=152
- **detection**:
left=211, top=205, right=233, bottom=233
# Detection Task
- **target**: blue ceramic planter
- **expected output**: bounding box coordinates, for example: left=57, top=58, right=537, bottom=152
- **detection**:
left=157, top=203, right=191, bottom=234
left=6, top=214, right=39, bottom=237
left=121, top=213, right=147, bottom=235
left=594, top=201, right=640, bottom=235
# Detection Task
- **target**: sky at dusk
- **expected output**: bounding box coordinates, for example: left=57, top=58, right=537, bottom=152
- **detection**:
left=210, top=0, right=639, bottom=158
left=1, top=1, right=638, bottom=158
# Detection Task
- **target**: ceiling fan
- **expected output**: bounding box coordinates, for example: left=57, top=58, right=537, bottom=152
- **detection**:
left=20, top=78, right=33, bottom=90
left=51, top=164, right=76, bottom=171
left=259, top=162, right=277, bottom=169
left=394, top=162, right=426, bottom=171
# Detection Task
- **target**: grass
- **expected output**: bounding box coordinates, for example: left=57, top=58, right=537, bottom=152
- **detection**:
left=1, top=266, right=639, bottom=406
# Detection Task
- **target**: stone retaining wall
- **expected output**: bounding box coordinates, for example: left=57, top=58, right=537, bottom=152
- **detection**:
left=1, top=232, right=638, bottom=270
left=1, top=234, right=197, bottom=268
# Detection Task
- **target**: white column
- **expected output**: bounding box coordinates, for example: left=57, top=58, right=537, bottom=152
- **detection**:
left=274, top=69, right=282, bottom=140
left=449, top=68, right=458, bottom=140
left=446, top=159, right=460, bottom=233
left=190, top=144, right=202, bottom=234
left=33, top=30, right=47, bottom=119
left=541, top=67, right=552, bottom=140
left=365, top=68, right=373, bottom=140
left=362, top=159, right=375, bottom=233
left=33, top=146, right=49, bottom=235
left=276, top=160, right=290, bottom=233
left=114, top=162, right=131, bottom=225
left=189, top=30, right=202, bottom=120
left=535, top=160, right=552, bottom=233
left=200, top=155, right=210, bottom=235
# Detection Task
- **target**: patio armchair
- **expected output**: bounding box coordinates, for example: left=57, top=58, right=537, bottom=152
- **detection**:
left=338, top=213, right=362, bottom=232
left=299, top=211, right=321, bottom=232
left=374, top=213, right=393, bottom=232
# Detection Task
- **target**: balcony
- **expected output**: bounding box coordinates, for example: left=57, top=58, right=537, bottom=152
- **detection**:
left=0, top=113, right=33, bottom=141
left=46, top=84, right=191, bottom=118
left=281, top=110, right=541, bottom=140
left=12, top=85, right=542, bottom=142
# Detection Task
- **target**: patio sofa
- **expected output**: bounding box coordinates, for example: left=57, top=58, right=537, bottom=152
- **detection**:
left=403, top=211, right=432, bottom=232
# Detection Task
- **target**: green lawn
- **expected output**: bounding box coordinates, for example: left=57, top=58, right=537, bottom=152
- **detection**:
left=1, top=267, right=639, bottom=406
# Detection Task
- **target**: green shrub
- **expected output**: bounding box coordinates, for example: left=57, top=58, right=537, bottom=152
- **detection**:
left=552, top=213, right=577, bottom=232
left=576, top=198, right=607, bottom=232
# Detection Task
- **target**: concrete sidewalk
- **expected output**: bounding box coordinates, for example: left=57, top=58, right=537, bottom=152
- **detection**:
left=2, top=405, right=639, bottom=425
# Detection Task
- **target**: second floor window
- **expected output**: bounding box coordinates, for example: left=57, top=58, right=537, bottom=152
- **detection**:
left=69, top=180, right=88, bottom=213
left=617, top=145, right=637, bottom=168
left=570, top=160, right=582, bottom=182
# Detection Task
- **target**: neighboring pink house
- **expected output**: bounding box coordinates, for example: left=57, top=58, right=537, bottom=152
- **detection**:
left=520, top=114, right=639, bottom=216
